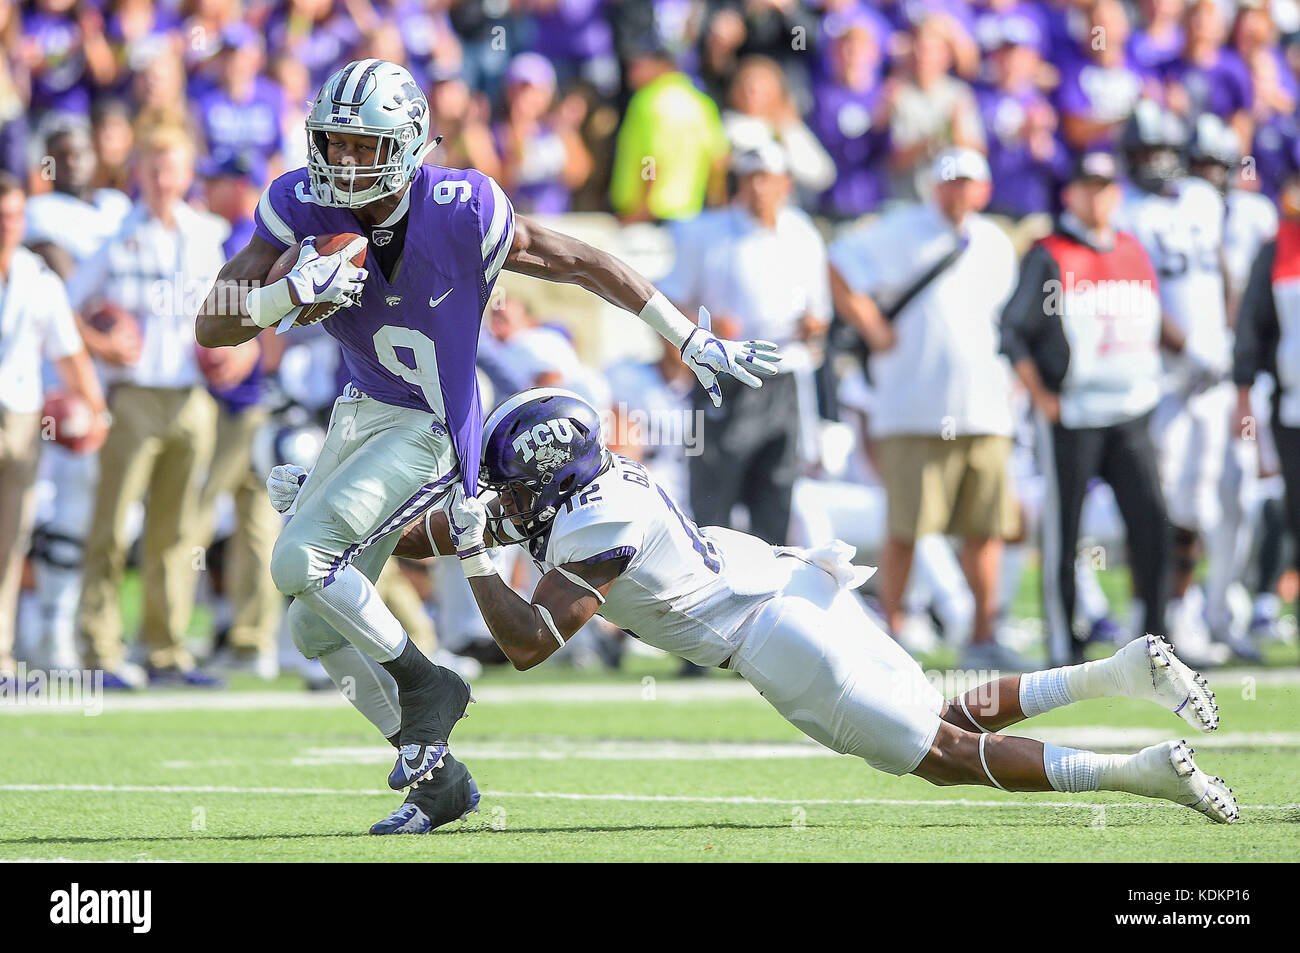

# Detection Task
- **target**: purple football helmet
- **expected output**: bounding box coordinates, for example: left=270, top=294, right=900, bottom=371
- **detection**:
left=479, top=388, right=607, bottom=542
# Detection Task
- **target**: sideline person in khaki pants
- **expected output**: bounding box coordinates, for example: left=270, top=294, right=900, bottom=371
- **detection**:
left=0, top=175, right=107, bottom=680
left=68, top=127, right=229, bottom=687
left=193, top=366, right=283, bottom=675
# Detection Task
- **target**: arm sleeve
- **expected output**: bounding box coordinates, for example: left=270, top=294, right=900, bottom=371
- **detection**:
left=1233, top=240, right=1278, bottom=386
left=999, top=243, right=1058, bottom=366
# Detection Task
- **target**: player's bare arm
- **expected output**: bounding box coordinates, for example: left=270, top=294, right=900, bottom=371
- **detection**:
left=505, top=215, right=782, bottom=406
left=505, top=214, right=659, bottom=314
left=467, top=560, right=617, bottom=671
left=195, top=234, right=284, bottom=348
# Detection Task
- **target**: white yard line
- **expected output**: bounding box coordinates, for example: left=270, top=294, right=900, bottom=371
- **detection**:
left=3, top=667, right=1297, bottom=715
left=0, top=782, right=1294, bottom=812
left=0, top=857, right=177, bottom=863
left=141, top=728, right=1300, bottom=770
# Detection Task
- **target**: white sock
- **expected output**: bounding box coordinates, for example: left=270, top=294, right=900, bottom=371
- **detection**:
left=1019, top=654, right=1122, bottom=718
left=318, top=643, right=401, bottom=738
left=296, top=566, right=408, bottom=663
left=1043, top=743, right=1144, bottom=794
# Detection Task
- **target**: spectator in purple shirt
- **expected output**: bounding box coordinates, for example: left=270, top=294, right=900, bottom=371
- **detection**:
left=493, top=53, right=592, bottom=214
left=103, top=0, right=184, bottom=97
left=1055, top=0, right=1155, bottom=151
left=808, top=17, right=890, bottom=219
left=1231, top=1, right=1297, bottom=112
left=193, top=25, right=286, bottom=178
left=1247, top=46, right=1300, bottom=201
left=20, top=0, right=115, bottom=118
left=976, top=14, right=1070, bottom=219
left=1127, top=0, right=1185, bottom=72
left=1163, top=0, right=1253, bottom=148
left=265, top=0, right=359, bottom=91
left=525, top=0, right=618, bottom=96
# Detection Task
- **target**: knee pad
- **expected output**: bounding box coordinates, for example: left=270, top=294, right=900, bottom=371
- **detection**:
left=287, top=599, right=348, bottom=659
left=29, top=527, right=84, bottom=570
left=270, top=532, right=317, bottom=597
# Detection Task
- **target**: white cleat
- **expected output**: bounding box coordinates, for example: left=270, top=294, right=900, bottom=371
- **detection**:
left=1125, top=740, right=1239, bottom=824
left=1109, top=634, right=1218, bottom=732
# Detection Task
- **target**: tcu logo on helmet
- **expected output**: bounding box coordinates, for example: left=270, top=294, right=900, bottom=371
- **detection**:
left=512, top=417, right=578, bottom=468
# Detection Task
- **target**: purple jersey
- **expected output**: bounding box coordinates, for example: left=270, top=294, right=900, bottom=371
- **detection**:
left=808, top=80, right=889, bottom=218
left=1162, top=50, right=1253, bottom=119
left=253, top=165, right=516, bottom=494
left=976, top=84, right=1071, bottom=218
left=22, top=10, right=91, bottom=116
left=194, top=77, right=287, bottom=168
left=1054, top=56, right=1150, bottom=149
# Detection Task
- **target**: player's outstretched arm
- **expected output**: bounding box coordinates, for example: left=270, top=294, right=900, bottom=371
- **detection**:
left=443, top=485, right=616, bottom=669
left=470, top=561, right=617, bottom=671
left=504, top=215, right=782, bottom=406
left=196, top=235, right=285, bottom=348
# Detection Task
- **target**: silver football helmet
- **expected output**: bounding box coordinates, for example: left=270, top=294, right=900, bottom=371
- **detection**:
left=305, top=58, right=438, bottom=208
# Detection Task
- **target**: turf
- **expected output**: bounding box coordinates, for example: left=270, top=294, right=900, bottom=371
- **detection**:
left=2, top=657, right=1297, bottom=862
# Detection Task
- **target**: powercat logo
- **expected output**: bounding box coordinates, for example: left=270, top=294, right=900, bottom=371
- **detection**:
left=511, top=417, right=577, bottom=469
left=50, top=883, right=151, bottom=933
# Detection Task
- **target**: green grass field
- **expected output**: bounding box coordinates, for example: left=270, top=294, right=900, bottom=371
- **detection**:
left=2, top=650, right=1298, bottom=862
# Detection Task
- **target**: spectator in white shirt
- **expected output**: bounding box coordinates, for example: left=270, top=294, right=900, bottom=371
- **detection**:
left=0, top=174, right=106, bottom=683
left=23, top=119, right=131, bottom=677
left=69, top=125, right=228, bottom=689
left=660, top=140, right=830, bottom=545
left=830, top=148, right=1022, bottom=670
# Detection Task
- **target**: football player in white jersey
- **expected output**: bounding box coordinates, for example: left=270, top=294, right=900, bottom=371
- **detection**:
left=269, top=389, right=1238, bottom=832
left=1113, top=101, right=1235, bottom=665
left=1187, top=114, right=1280, bottom=657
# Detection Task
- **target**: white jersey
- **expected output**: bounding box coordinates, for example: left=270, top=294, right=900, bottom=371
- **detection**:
left=25, top=188, right=132, bottom=264
left=1223, top=188, right=1278, bottom=299
left=1115, top=177, right=1229, bottom=386
left=530, top=454, right=794, bottom=667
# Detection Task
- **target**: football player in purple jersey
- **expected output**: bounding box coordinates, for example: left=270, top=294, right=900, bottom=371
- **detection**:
left=196, top=58, right=780, bottom=829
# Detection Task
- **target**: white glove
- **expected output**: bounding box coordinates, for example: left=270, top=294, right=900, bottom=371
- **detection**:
left=445, top=484, right=488, bottom=555
left=266, top=464, right=308, bottom=514
left=285, top=235, right=368, bottom=310
left=681, top=308, right=782, bottom=407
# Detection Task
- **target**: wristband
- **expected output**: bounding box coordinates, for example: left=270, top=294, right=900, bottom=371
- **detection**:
left=638, top=290, right=696, bottom=350
left=459, top=551, right=497, bottom=578
left=245, top=278, right=299, bottom=329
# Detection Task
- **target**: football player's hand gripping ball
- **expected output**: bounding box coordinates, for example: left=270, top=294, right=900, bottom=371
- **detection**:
left=285, top=235, right=369, bottom=309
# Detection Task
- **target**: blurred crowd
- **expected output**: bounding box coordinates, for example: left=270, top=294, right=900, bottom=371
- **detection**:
left=2, top=0, right=1300, bottom=690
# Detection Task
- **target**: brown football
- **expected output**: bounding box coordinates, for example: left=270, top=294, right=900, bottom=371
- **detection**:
left=42, top=390, right=105, bottom=454
left=265, top=233, right=368, bottom=329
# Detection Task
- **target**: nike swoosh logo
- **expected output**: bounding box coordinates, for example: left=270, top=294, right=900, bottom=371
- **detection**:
left=429, top=288, right=453, bottom=308
left=313, top=261, right=341, bottom=295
